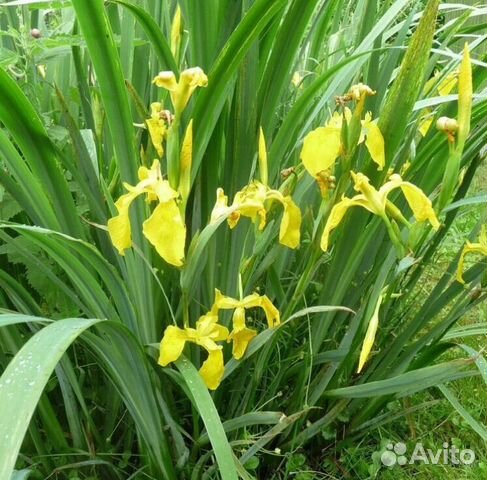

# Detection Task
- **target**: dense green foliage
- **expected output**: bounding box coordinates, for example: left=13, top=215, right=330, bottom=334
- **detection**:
left=0, top=0, right=486, bottom=479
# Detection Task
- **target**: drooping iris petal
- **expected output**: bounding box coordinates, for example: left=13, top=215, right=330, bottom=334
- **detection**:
left=258, top=296, right=281, bottom=328
left=143, top=200, right=186, bottom=267
left=107, top=191, right=140, bottom=255
left=227, top=306, right=257, bottom=359
left=320, top=196, right=369, bottom=252
left=381, top=174, right=440, bottom=230
left=362, top=118, right=385, bottom=170
left=279, top=196, right=301, bottom=249
left=300, top=126, right=342, bottom=179
left=199, top=349, right=225, bottom=390
left=158, top=325, right=188, bottom=366
left=230, top=327, right=257, bottom=360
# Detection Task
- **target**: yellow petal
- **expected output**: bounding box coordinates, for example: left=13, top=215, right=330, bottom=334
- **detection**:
left=279, top=196, right=301, bottom=249
left=456, top=241, right=487, bottom=284
left=152, top=71, right=178, bottom=90
left=380, top=174, right=440, bottom=229
left=107, top=191, right=139, bottom=255
left=362, top=118, right=385, bottom=170
left=259, top=295, right=280, bottom=328
left=357, top=294, right=383, bottom=373
left=320, top=196, right=369, bottom=251
left=142, top=200, right=186, bottom=266
left=158, top=325, right=188, bottom=366
left=228, top=305, right=257, bottom=360
left=229, top=327, right=257, bottom=360
left=300, top=126, right=342, bottom=178
left=199, top=349, right=225, bottom=390
left=232, top=307, right=247, bottom=330
left=400, top=183, right=440, bottom=230
left=239, top=294, right=280, bottom=328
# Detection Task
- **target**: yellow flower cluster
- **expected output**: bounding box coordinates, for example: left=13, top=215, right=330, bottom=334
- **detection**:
left=107, top=159, right=186, bottom=266
left=158, top=289, right=280, bottom=389
left=104, top=63, right=479, bottom=388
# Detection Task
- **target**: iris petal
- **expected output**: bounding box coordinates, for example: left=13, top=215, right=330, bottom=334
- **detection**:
left=199, top=349, right=225, bottom=390
left=143, top=200, right=186, bottom=266
left=158, top=326, right=188, bottom=366
left=300, top=126, right=341, bottom=178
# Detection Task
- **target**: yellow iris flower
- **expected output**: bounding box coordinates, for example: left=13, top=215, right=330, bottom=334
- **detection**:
left=158, top=288, right=280, bottom=388
left=456, top=226, right=487, bottom=284
left=301, top=108, right=385, bottom=194
left=158, top=313, right=229, bottom=390
left=152, top=67, right=208, bottom=114
left=210, top=182, right=301, bottom=249
left=107, top=159, right=186, bottom=266
left=321, top=172, right=440, bottom=252
left=145, top=102, right=167, bottom=157
left=212, top=289, right=280, bottom=360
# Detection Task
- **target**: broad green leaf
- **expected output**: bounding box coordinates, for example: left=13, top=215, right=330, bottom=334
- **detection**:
left=0, top=317, right=101, bottom=480
left=176, top=356, right=238, bottom=480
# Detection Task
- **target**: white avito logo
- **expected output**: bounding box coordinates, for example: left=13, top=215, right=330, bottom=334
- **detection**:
left=380, top=441, right=476, bottom=467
